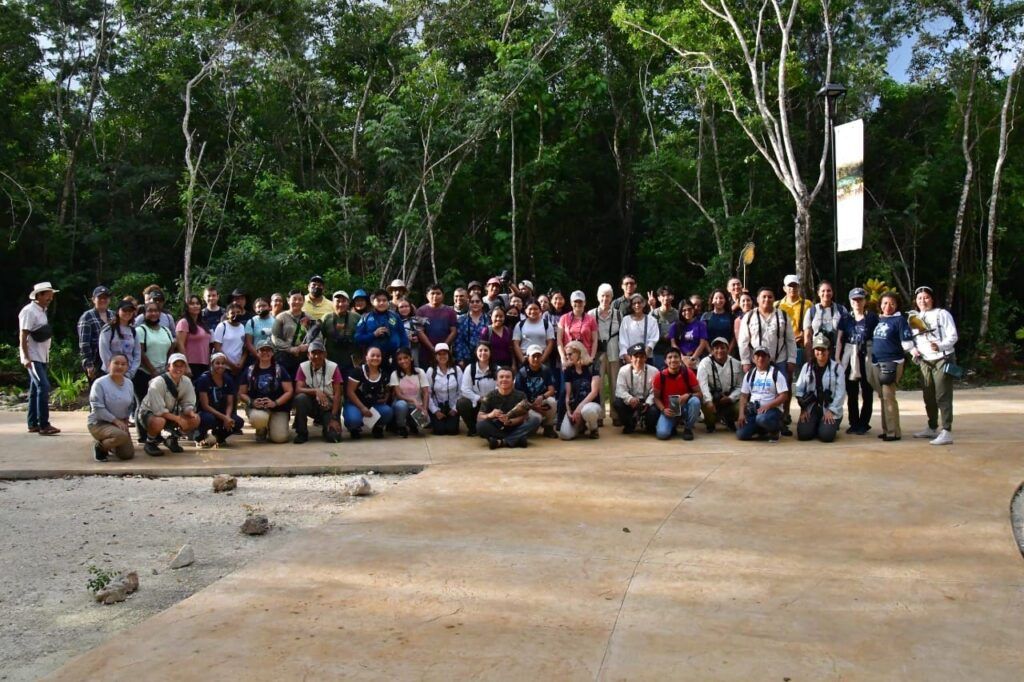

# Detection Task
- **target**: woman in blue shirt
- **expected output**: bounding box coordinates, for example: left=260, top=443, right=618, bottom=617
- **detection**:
left=702, top=289, right=735, bottom=355
left=871, top=292, right=914, bottom=441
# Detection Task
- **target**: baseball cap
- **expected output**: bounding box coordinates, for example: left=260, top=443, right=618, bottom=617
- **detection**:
left=848, top=287, right=867, bottom=299
left=92, top=285, right=112, bottom=298
left=168, top=353, right=188, bottom=366
left=628, top=343, right=647, bottom=356
left=467, top=280, right=483, bottom=290
left=710, top=336, right=729, bottom=347
left=519, top=279, right=534, bottom=291
left=332, top=290, right=350, bottom=300
left=308, top=340, right=326, bottom=352
left=526, top=344, right=544, bottom=356
left=486, top=276, right=502, bottom=286
left=812, top=334, right=831, bottom=350
left=783, top=275, right=800, bottom=287
left=231, top=288, right=247, bottom=298
left=434, top=342, right=451, bottom=353
left=256, top=338, right=274, bottom=350
left=570, top=290, right=585, bottom=303
left=309, top=274, right=325, bottom=284
left=753, top=346, right=770, bottom=356
left=145, top=289, right=165, bottom=301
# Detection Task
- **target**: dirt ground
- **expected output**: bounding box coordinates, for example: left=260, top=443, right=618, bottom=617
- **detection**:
left=0, top=473, right=405, bottom=681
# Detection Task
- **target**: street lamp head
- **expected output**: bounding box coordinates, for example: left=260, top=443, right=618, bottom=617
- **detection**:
left=816, top=82, right=847, bottom=100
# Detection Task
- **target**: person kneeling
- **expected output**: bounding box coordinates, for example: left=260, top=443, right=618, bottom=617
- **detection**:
left=515, top=345, right=559, bottom=438
left=238, top=339, right=295, bottom=443
left=613, top=343, right=658, bottom=435
left=343, top=346, right=396, bottom=439
left=477, top=367, right=541, bottom=449
left=196, top=353, right=244, bottom=447
left=696, top=337, right=743, bottom=433
left=88, top=352, right=136, bottom=461
left=293, top=340, right=343, bottom=444
left=736, top=347, right=790, bottom=443
left=653, top=348, right=702, bottom=441
left=794, top=334, right=846, bottom=443
left=138, top=353, right=201, bottom=456
left=560, top=341, right=603, bottom=440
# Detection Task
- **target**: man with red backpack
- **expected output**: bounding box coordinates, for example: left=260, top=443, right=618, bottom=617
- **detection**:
left=652, top=348, right=702, bottom=441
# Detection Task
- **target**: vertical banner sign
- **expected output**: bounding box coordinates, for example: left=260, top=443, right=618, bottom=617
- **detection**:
left=835, top=119, right=864, bottom=252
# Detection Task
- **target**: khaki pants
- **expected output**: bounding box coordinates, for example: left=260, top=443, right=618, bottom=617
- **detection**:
left=595, top=351, right=620, bottom=423
left=247, top=408, right=292, bottom=443
left=559, top=402, right=603, bottom=440
left=530, top=396, right=558, bottom=427
left=88, top=422, right=135, bottom=460
left=879, top=363, right=905, bottom=438
left=920, top=360, right=954, bottom=431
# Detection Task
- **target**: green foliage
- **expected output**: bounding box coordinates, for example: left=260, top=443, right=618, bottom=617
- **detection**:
left=86, top=565, right=115, bottom=594
left=51, top=369, right=88, bottom=408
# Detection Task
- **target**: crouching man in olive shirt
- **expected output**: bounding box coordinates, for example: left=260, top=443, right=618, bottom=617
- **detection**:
left=477, top=367, right=541, bottom=450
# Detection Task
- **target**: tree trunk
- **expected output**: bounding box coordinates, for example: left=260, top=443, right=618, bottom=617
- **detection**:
left=978, top=49, right=1022, bottom=341
left=794, top=205, right=812, bottom=291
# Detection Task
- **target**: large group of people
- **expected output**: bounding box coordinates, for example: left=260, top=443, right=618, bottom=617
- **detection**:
left=15, top=270, right=961, bottom=461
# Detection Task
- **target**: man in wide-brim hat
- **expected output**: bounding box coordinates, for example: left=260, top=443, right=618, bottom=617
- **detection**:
left=20, top=282, right=61, bottom=436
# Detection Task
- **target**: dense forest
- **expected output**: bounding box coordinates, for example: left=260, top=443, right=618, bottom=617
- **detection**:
left=2, top=0, right=1022, bottom=362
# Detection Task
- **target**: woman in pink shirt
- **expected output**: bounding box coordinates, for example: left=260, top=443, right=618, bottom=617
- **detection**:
left=176, top=295, right=211, bottom=378
left=557, top=290, right=598, bottom=366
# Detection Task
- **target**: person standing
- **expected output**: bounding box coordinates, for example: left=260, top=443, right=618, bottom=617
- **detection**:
left=668, top=300, right=709, bottom=371
left=387, top=279, right=409, bottom=312
left=803, top=280, right=847, bottom=358
left=230, top=289, right=253, bottom=325
left=302, top=275, right=332, bottom=321
left=776, top=275, right=812, bottom=366
left=20, top=282, right=61, bottom=436
left=618, top=293, right=659, bottom=363
left=426, top=343, right=463, bottom=435
left=726, top=277, right=745, bottom=316
left=837, top=287, right=878, bottom=435
left=135, top=302, right=178, bottom=398
left=416, top=283, right=458, bottom=367
left=650, top=286, right=679, bottom=370
left=272, top=290, right=316, bottom=376
left=99, top=300, right=142, bottom=390
left=320, top=291, right=362, bottom=371
left=909, top=285, right=959, bottom=446
left=201, top=285, right=223, bottom=332
left=454, top=293, right=489, bottom=368
left=243, top=297, right=276, bottom=367
left=590, top=284, right=622, bottom=425
left=77, top=285, right=114, bottom=383
left=212, top=302, right=248, bottom=378
left=872, top=292, right=915, bottom=442
left=612, top=274, right=644, bottom=318
left=177, top=295, right=212, bottom=379
left=134, top=286, right=175, bottom=332
left=702, top=289, right=736, bottom=356
left=354, top=290, right=408, bottom=375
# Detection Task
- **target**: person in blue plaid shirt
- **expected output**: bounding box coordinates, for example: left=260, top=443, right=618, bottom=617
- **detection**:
left=77, top=286, right=115, bottom=383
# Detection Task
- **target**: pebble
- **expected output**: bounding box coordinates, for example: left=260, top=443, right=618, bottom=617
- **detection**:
left=212, top=474, right=237, bottom=493
left=95, top=571, right=139, bottom=605
left=240, top=515, right=270, bottom=535
left=169, top=543, right=195, bottom=569
left=344, top=476, right=373, bottom=497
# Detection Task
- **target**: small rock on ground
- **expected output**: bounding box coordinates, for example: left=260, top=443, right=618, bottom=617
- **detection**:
left=212, top=474, right=237, bottom=493
left=169, top=543, right=194, bottom=569
left=94, top=572, right=139, bottom=605
left=345, top=476, right=373, bottom=497
left=240, top=515, right=270, bottom=535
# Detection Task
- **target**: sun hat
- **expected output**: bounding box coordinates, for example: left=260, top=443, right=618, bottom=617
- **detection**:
left=387, top=279, right=407, bottom=292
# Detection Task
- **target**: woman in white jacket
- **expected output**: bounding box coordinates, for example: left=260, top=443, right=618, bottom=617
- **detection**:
left=456, top=341, right=497, bottom=436
left=793, top=335, right=846, bottom=442
left=617, top=294, right=659, bottom=362
left=909, top=286, right=958, bottom=446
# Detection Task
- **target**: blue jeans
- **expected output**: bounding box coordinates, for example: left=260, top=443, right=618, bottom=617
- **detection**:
left=343, top=402, right=395, bottom=433
left=736, top=405, right=783, bottom=440
left=655, top=395, right=701, bottom=439
left=391, top=399, right=410, bottom=429
left=27, top=361, right=51, bottom=429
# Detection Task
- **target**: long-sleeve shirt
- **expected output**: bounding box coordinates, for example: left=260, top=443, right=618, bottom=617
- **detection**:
left=354, top=309, right=408, bottom=356
left=88, top=375, right=136, bottom=426
left=617, top=314, right=660, bottom=359
left=696, top=355, right=743, bottom=404
left=139, top=374, right=196, bottom=416
left=459, top=362, right=496, bottom=407
left=793, top=360, right=846, bottom=418
left=614, top=364, right=658, bottom=405
left=871, top=313, right=915, bottom=363
left=427, top=365, right=463, bottom=413
left=78, top=308, right=114, bottom=372
left=98, top=324, right=142, bottom=378
left=454, top=313, right=489, bottom=364
left=910, top=308, right=958, bottom=362
left=737, top=309, right=797, bottom=365
left=271, top=311, right=313, bottom=353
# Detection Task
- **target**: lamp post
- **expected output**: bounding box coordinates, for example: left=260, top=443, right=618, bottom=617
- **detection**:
left=817, top=82, right=846, bottom=287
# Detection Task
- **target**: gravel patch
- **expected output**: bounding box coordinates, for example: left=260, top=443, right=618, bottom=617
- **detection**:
left=0, top=473, right=405, bottom=681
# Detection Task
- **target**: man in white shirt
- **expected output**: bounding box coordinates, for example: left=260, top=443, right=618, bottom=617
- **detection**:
left=738, top=287, right=797, bottom=433
left=613, top=343, right=658, bottom=434
left=20, top=282, right=61, bottom=436
left=697, top=337, right=743, bottom=432
left=736, top=347, right=790, bottom=443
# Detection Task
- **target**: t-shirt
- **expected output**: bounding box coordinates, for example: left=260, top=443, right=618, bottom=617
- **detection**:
left=244, top=314, right=275, bottom=347
left=741, top=367, right=789, bottom=404
left=651, top=308, right=679, bottom=355
left=133, top=311, right=175, bottom=333
left=213, top=321, right=247, bottom=364
left=702, top=311, right=734, bottom=344
left=349, top=365, right=388, bottom=405
left=803, top=303, right=847, bottom=347
left=777, top=298, right=813, bottom=337
left=135, top=324, right=176, bottom=373
left=480, top=326, right=514, bottom=367
left=479, top=388, right=527, bottom=415
left=515, top=365, right=555, bottom=402
left=564, top=365, right=596, bottom=409
left=416, top=304, right=458, bottom=344
left=389, top=368, right=429, bottom=409
left=243, top=363, right=291, bottom=409
left=840, top=313, right=878, bottom=348
left=18, top=302, right=51, bottom=364
left=176, top=318, right=211, bottom=366
left=668, top=319, right=707, bottom=356
left=200, top=307, right=223, bottom=332
left=558, top=313, right=598, bottom=354
left=512, top=317, right=554, bottom=354
left=302, top=296, right=332, bottom=321
left=653, top=367, right=700, bottom=405
left=195, top=371, right=237, bottom=412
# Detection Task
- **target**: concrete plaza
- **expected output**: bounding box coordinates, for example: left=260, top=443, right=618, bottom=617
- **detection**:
left=6, top=386, right=1020, bottom=680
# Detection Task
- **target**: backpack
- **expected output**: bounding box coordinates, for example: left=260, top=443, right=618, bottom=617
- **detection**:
left=160, top=373, right=182, bottom=414
left=247, top=363, right=285, bottom=397
left=656, top=367, right=694, bottom=404
left=469, top=362, right=495, bottom=387
left=517, top=316, right=550, bottom=334
left=744, top=366, right=781, bottom=396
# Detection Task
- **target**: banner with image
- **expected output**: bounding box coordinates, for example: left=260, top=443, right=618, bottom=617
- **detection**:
left=835, top=119, right=864, bottom=252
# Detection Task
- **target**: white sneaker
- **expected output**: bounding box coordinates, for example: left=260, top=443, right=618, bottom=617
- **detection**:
left=913, top=427, right=938, bottom=439
left=930, top=430, right=953, bottom=446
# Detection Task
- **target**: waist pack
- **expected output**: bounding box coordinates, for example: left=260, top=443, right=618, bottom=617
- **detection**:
left=29, top=324, right=53, bottom=342
left=943, top=360, right=965, bottom=380
left=875, top=361, right=899, bottom=386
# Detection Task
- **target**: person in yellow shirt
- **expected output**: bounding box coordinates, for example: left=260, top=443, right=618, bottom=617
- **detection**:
left=776, top=274, right=813, bottom=366
left=302, top=274, right=332, bottom=321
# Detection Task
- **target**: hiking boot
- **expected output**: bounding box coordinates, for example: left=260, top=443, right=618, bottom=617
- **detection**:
left=780, top=426, right=793, bottom=437
left=293, top=431, right=309, bottom=444
left=398, top=427, right=409, bottom=439
left=488, top=437, right=500, bottom=450
left=767, top=432, right=780, bottom=443
left=543, top=425, right=558, bottom=439
left=255, top=428, right=268, bottom=443
left=846, top=425, right=859, bottom=434
left=93, top=444, right=109, bottom=462
left=588, top=428, right=600, bottom=439
left=349, top=429, right=362, bottom=441
left=144, top=441, right=164, bottom=457
left=27, top=426, right=39, bottom=433
left=705, top=424, right=716, bottom=434
left=914, top=427, right=938, bottom=439
left=512, top=439, right=528, bottom=448
left=199, top=434, right=218, bottom=448
left=682, top=428, right=694, bottom=441
left=930, top=429, right=953, bottom=446
left=38, top=425, right=61, bottom=436
left=372, top=426, right=384, bottom=439
left=164, top=436, right=184, bottom=453
left=881, top=434, right=902, bottom=442
left=466, top=428, right=477, bottom=437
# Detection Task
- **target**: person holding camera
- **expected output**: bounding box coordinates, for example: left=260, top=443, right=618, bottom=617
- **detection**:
left=426, top=343, right=463, bottom=435
left=736, top=346, right=790, bottom=442
left=793, top=334, right=846, bottom=442
left=477, top=367, right=541, bottom=449
left=652, top=348, right=702, bottom=441
left=138, top=354, right=201, bottom=456
left=515, top=344, right=559, bottom=438
left=909, top=285, right=959, bottom=446
left=20, top=282, right=60, bottom=436
left=696, top=337, right=743, bottom=432
left=293, top=340, right=344, bottom=444
left=613, top=343, right=658, bottom=435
